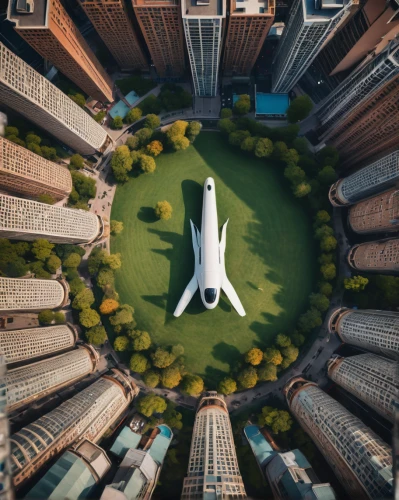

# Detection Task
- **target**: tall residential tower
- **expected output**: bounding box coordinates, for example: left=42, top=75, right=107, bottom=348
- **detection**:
left=348, top=239, right=399, bottom=273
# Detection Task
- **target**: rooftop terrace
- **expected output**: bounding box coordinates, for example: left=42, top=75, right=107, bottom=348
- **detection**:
left=182, top=0, right=225, bottom=17
left=232, top=0, right=274, bottom=16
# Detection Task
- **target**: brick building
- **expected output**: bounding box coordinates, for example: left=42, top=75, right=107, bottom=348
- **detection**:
left=348, top=238, right=399, bottom=273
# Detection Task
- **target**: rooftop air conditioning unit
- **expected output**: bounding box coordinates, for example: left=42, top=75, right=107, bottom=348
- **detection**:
left=16, top=0, right=34, bottom=13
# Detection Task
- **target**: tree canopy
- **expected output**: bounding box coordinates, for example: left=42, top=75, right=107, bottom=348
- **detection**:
left=130, top=353, right=150, bottom=373
left=181, top=374, right=204, bottom=395
left=161, top=366, right=182, bottom=389
left=79, top=308, right=100, bottom=328
left=218, top=377, right=237, bottom=395
left=86, top=325, right=107, bottom=345
left=259, top=406, right=293, bottom=434
left=344, top=275, right=369, bottom=292
left=144, top=114, right=160, bottom=129
left=130, top=330, right=151, bottom=351
left=137, top=394, right=167, bottom=417
left=155, top=200, right=172, bottom=220
left=111, top=145, right=133, bottom=183
left=287, top=95, right=313, bottom=123
left=237, top=366, right=258, bottom=389
left=110, top=220, right=124, bottom=235
left=244, top=348, right=263, bottom=366
left=125, top=107, right=143, bottom=124
left=151, top=347, right=176, bottom=368
left=114, top=336, right=130, bottom=351
left=233, top=94, right=251, bottom=115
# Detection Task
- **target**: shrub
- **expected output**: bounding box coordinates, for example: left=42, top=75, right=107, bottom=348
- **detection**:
left=38, top=309, right=54, bottom=325
left=53, top=312, right=65, bottom=324
left=110, top=220, right=124, bottom=235
left=38, top=194, right=56, bottom=205
left=344, top=275, right=369, bottom=292
left=218, top=377, right=237, bottom=395
left=155, top=201, right=172, bottom=220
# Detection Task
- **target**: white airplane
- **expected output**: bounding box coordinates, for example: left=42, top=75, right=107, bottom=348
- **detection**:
left=174, top=177, right=246, bottom=317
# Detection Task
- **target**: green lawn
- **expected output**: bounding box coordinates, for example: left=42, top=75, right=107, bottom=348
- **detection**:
left=111, top=132, right=316, bottom=382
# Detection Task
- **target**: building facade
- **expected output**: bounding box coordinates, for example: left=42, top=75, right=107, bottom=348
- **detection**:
left=182, top=0, right=226, bottom=96
left=284, top=378, right=393, bottom=499
left=348, top=238, right=399, bottom=273
left=0, top=137, right=72, bottom=201
left=133, top=0, right=185, bottom=78
left=0, top=43, right=111, bottom=155
left=7, top=0, right=113, bottom=102
left=328, top=353, right=397, bottom=423
left=0, top=277, right=68, bottom=313
left=272, top=0, right=357, bottom=93
left=10, top=369, right=138, bottom=488
left=222, top=0, right=274, bottom=77
left=329, top=308, right=399, bottom=360
left=348, top=188, right=399, bottom=234
left=181, top=392, right=246, bottom=499
left=0, top=357, right=13, bottom=500
left=0, top=324, right=77, bottom=365
left=6, top=345, right=99, bottom=413
left=0, top=194, right=103, bottom=244
left=78, top=0, right=147, bottom=71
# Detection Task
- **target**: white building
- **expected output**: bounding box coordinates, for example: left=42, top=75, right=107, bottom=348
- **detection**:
left=181, top=392, right=246, bottom=499
left=285, top=378, right=393, bottom=499
left=0, top=43, right=112, bottom=155
left=182, top=0, right=226, bottom=97
left=0, top=277, right=68, bottom=312
left=328, top=353, right=397, bottom=423
left=0, top=194, right=103, bottom=244
left=272, top=0, right=355, bottom=93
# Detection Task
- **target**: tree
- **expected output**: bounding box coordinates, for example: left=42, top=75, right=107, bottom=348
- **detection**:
left=46, top=254, right=61, bottom=274
left=125, top=136, right=140, bottom=150
left=26, top=133, right=42, bottom=145
left=137, top=394, right=167, bottom=417
left=5, top=126, right=19, bottom=137
left=254, top=138, right=273, bottom=158
left=275, top=334, right=291, bottom=348
left=125, top=107, right=143, bottom=124
left=166, top=120, right=188, bottom=140
left=110, top=304, right=134, bottom=326
left=284, top=165, right=306, bottom=185
left=110, top=220, right=124, bottom=235
left=32, top=239, right=54, bottom=261
left=29, top=261, right=51, bottom=279
left=181, top=374, right=204, bottom=395
left=218, top=118, right=236, bottom=135
left=28, top=143, right=43, bottom=156
left=318, top=146, right=339, bottom=167
left=151, top=347, right=176, bottom=368
left=258, top=363, right=278, bottom=382
left=79, top=308, right=100, bottom=328
left=102, top=253, right=122, bottom=270
left=241, top=136, right=257, bottom=152
left=161, top=366, right=182, bottom=389
left=6, top=257, right=27, bottom=277
left=155, top=201, right=172, bottom=220
left=186, top=121, right=201, bottom=142
left=292, top=137, right=309, bottom=155
left=286, top=149, right=300, bottom=165
left=135, top=127, right=153, bottom=146
left=72, top=288, right=95, bottom=310
left=281, top=345, right=299, bottom=369
left=297, top=308, right=322, bottom=333
left=259, top=407, right=293, bottom=434
left=293, top=182, right=311, bottom=198
left=218, top=377, right=237, bottom=395
left=38, top=194, right=55, bottom=205
left=320, top=235, right=337, bottom=252
left=130, top=353, right=150, bottom=373
left=320, top=262, right=336, bottom=281
left=93, top=111, right=106, bottom=123
left=41, top=146, right=57, bottom=161
left=344, top=275, right=369, bottom=292
left=100, top=298, right=119, bottom=314
left=273, top=141, right=289, bottom=162
left=88, top=248, right=107, bottom=275
left=221, top=108, right=233, bottom=118
left=144, top=113, right=160, bottom=129
left=163, top=405, right=183, bottom=430
left=314, top=210, right=331, bottom=226
left=111, top=145, right=133, bottom=182
left=287, top=95, right=313, bottom=123
left=71, top=171, right=96, bottom=199
left=171, top=135, right=190, bottom=151
left=291, top=332, right=305, bottom=347
left=319, top=281, right=333, bottom=297
left=111, top=116, right=124, bottom=129
left=130, top=330, right=151, bottom=351
left=229, top=130, right=250, bottom=147
left=233, top=94, right=251, bottom=115
left=97, top=268, right=115, bottom=289
left=245, top=348, right=263, bottom=366
left=7, top=135, right=26, bottom=147
left=237, top=366, right=258, bottom=389
left=140, top=154, right=156, bottom=173
left=54, top=311, right=65, bottom=324
left=171, top=343, right=185, bottom=357
left=318, top=165, right=337, bottom=185
left=143, top=371, right=160, bottom=388
left=314, top=224, right=334, bottom=240
left=114, top=336, right=130, bottom=351
left=146, top=140, right=163, bottom=157
left=309, top=292, right=330, bottom=312
left=69, top=154, right=84, bottom=170
left=86, top=325, right=107, bottom=345
left=69, top=277, right=86, bottom=296
left=263, top=347, right=283, bottom=366
left=38, top=309, right=54, bottom=325
left=69, top=93, right=86, bottom=108
left=63, top=253, right=82, bottom=268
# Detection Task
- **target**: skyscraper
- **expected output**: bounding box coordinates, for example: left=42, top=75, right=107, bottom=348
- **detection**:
left=0, top=277, right=68, bottom=312
left=329, top=150, right=399, bottom=207
left=348, top=239, right=399, bottom=273
left=132, top=0, right=185, bottom=78
left=6, top=345, right=99, bottom=413
left=10, top=369, right=138, bottom=488
left=0, top=324, right=77, bottom=365
left=329, top=308, right=399, bottom=360
left=0, top=136, right=72, bottom=201
left=182, top=0, right=226, bottom=96
left=7, top=0, right=114, bottom=102
left=181, top=392, right=246, bottom=499
left=348, top=188, right=399, bottom=234
left=78, top=0, right=147, bottom=71
left=0, top=194, right=104, bottom=244
left=284, top=378, right=393, bottom=499
left=272, top=0, right=357, bottom=93
left=0, top=357, right=13, bottom=500
left=222, top=0, right=275, bottom=77
left=328, top=353, right=397, bottom=423
left=0, top=43, right=112, bottom=155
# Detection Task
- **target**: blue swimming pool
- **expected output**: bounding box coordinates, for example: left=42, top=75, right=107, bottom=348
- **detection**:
left=109, top=90, right=140, bottom=119
left=256, top=93, right=289, bottom=117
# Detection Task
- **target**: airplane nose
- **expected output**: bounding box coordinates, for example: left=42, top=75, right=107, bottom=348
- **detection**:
left=204, top=177, right=215, bottom=190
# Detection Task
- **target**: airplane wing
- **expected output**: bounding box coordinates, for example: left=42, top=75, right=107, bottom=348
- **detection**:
left=222, top=276, right=246, bottom=317
left=173, top=275, right=198, bottom=317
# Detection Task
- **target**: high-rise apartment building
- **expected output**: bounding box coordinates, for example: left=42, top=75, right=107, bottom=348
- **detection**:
left=7, top=0, right=113, bottom=102
left=329, top=308, right=399, bottom=360
left=10, top=369, right=138, bottom=488
left=6, top=345, right=99, bottom=413
left=0, top=277, right=68, bottom=312
left=222, top=0, right=274, bottom=77
left=181, top=392, right=246, bottom=499
left=284, top=378, right=393, bottom=499
left=0, top=137, right=72, bottom=201
left=78, top=0, right=147, bottom=71
left=348, top=188, right=399, bottom=234
left=0, top=324, right=77, bottom=365
left=348, top=238, right=399, bottom=273
left=182, top=0, right=226, bottom=96
left=0, top=357, right=13, bottom=500
left=272, top=0, right=357, bottom=93
left=0, top=43, right=112, bottom=155
left=0, top=194, right=104, bottom=244
left=329, top=150, right=399, bottom=207
left=328, top=353, right=397, bottom=423
left=132, top=0, right=185, bottom=78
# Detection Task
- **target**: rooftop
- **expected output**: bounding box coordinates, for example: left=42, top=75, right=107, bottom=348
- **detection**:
left=231, top=0, right=274, bottom=16
left=304, top=0, right=346, bottom=21
left=7, top=0, right=48, bottom=28
left=182, top=0, right=225, bottom=18
left=109, top=426, right=142, bottom=459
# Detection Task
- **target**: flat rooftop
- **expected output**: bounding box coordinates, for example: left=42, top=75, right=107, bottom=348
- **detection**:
left=304, top=0, right=345, bottom=21
left=232, top=0, right=274, bottom=16
left=182, top=0, right=224, bottom=17
left=8, top=0, right=48, bottom=28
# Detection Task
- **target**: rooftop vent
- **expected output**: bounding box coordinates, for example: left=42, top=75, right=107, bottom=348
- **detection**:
left=16, top=0, right=34, bottom=13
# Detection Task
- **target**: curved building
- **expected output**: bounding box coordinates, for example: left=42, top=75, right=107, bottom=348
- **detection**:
left=0, top=194, right=103, bottom=244
left=6, top=345, right=99, bottom=413
left=329, top=150, right=399, bottom=207
left=284, top=378, right=393, bottom=499
left=329, top=308, right=399, bottom=360
left=348, top=188, right=399, bottom=234
left=10, top=369, right=138, bottom=488
left=0, top=277, right=68, bottom=312
left=328, top=353, right=397, bottom=423
left=348, top=239, right=399, bottom=273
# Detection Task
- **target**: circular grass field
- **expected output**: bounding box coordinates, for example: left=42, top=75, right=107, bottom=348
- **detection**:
left=111, top=132, right=316, bottom=382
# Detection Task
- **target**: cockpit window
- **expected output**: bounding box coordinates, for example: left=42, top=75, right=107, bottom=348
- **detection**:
left=207, top=185, right=212, bottom=191
left=205, top=288, right=217, bottom=304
